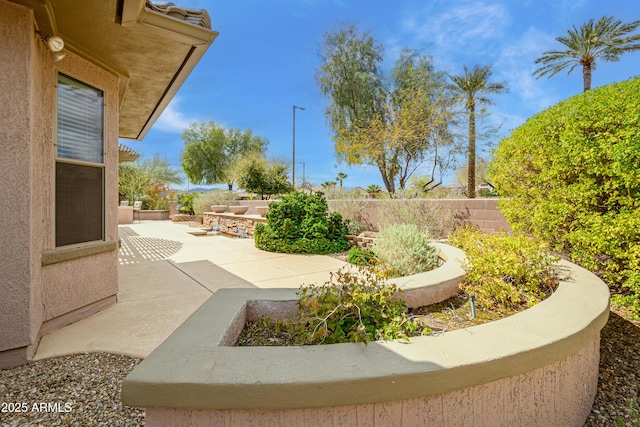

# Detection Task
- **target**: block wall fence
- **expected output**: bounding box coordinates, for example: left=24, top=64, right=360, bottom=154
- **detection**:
left=329, top=198, right=511, bottom=234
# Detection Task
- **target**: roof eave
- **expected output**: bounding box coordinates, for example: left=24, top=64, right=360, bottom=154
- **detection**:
left=120, top=0, right=218, bottom=140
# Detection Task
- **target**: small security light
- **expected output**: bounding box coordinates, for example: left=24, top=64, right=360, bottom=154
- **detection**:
left=45, top=35, right=64, bottom=52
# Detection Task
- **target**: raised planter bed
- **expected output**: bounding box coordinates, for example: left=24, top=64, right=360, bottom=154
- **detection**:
left=122, top=245, right=609, bottom=427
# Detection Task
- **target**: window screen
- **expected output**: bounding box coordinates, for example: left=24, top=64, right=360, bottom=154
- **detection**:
left=55, top=162, right=104, bottom=246
left=55, top=74, right=105, bottom=247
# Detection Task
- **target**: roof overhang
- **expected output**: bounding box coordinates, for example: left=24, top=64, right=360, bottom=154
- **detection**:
left=12, top=0, right=217, bottom=140
left=118, top=143, right=140, bottom=163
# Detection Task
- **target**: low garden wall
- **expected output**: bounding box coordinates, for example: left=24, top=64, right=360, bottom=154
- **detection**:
left=119, top=208, right=171, bottom=223
left=138, top=210, right=170, bottom=221
left=117, top=206, right=133, bottom=224
left=329, top=197, right=511, bottom=234
left=172, top=214, right=198, bottom=222
left=122, top=245, right=609, bottom=426
left=202, top=212, right=266, bottom=238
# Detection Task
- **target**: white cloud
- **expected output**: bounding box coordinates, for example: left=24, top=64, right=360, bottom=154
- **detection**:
left=401, top=1, right=511, bottom=53
left=494, top=27, right=560, bottom=111
left=154, top=97, right=193, bottom=133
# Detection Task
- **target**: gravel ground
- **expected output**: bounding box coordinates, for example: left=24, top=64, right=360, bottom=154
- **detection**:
left=1, top=312, right=638, bottom=426
left=585, top=310, right=640, bottom=426
left=0, top=353, right=143, bottom=427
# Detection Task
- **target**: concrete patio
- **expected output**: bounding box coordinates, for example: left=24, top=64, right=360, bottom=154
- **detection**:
left=33, top=220, right=348, bottom=361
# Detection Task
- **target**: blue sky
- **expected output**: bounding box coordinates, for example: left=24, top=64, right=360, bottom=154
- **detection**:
left=122, top=0, right=640, bottom=191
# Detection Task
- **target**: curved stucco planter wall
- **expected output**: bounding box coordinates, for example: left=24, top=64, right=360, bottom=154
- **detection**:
left=122, top=245, right=609, bottom=427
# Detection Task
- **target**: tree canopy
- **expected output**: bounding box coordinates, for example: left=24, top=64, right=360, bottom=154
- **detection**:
left=118, top=154, right=183, bottom=205
left=180, top=122, right=268, bottom=190
left=316, top=24, right=457, bottom=194
left=236, top=153, right=292, bottom=199
left=533, top=16, right=640, bottom=92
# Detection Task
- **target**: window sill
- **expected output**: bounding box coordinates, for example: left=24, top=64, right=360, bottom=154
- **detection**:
left=42, top=241, right=118, bottom=266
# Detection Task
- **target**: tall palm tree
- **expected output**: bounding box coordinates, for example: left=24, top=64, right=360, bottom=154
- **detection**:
left=448, top=64, right=507, bottom=198
left=336, top=172, right=347, bottom=189
left=533, top=16, right=640, bottom=92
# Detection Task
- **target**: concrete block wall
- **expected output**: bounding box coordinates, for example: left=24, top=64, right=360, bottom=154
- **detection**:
left=330, top=198, right=510, bottom=235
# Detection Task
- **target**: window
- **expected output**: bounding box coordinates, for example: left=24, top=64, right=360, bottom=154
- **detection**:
left=55, top=74, right=105, bottom=247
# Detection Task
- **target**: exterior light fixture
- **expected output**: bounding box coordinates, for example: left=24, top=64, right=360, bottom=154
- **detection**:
left=44, top=35, right=66, bottom=62
left=45, top=35, right=64, bottom=52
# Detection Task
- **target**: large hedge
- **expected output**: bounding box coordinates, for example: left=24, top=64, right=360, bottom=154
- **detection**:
left=490, top=77, right=640, bottom=317
left=254, top=191, right=350, bottom=254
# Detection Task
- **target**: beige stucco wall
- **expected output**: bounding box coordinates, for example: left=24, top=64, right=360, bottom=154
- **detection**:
left=146, top=336, right=600, bottom=427
left=0, top=0, right=46, bottom=363
left=41, top=47, right=120, bottom=328
left=0, top=0, right=119, bottom=368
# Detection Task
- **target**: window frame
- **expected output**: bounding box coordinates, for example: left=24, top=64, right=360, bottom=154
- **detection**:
left=54, top=72, right=107, bottom=248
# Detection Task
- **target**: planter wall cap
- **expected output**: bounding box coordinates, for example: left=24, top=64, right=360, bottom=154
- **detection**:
left=122, top=255, right=609, bottom=412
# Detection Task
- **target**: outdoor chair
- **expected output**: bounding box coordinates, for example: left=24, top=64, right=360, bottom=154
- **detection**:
left=133, top=201, right=142, bottom=223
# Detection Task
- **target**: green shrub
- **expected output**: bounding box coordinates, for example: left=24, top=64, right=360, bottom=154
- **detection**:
left=347, top=246, right=377, bottom=266
left=254, top=191, right=350, bottom=254
left=177, top=192, right=200, bottom=215
left=449, top=227, right=558, bottom=310
left=490, top=77, right=640, bottom=317
left=371, top=224, right=439, bottom=277
left=295, top=268, right=423, bottom=344
left=241, top=268, right=426, bottom=345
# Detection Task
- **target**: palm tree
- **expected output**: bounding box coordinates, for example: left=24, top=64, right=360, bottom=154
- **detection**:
left=336, top=172, right=347, bottom=189
left=448, top=64, right=507, bottom=198
left=533, top=16, right=640, bottom=92
left=365, top=184, right=382, bottom=198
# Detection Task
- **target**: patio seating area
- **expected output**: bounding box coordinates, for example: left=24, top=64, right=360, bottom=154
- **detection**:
left=33, top=220, right=347, bottom=361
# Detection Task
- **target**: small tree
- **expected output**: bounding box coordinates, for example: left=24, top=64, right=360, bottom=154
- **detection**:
left=118, top=154, right=183, bottom=204
left=181, top=122, right=267, bottom=190
left=366, top=184, right=382, bottom=198
left=317, top=25, right=457, bottom=194
left=237, top=154, right=292, bottom=199
left=336, top=172, right=347, bottom=189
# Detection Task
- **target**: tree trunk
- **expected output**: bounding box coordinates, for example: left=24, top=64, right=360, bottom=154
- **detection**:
left=582, top=63, right=592, bottom=92
left=377, top=163, right=395, bottom=194
left=468, top=102, right=476, bottom=199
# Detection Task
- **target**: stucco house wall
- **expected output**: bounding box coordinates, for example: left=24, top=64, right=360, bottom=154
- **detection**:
left=1, top=0, right=49, bottom=368
left=0, top=0, right=119, bottom=368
